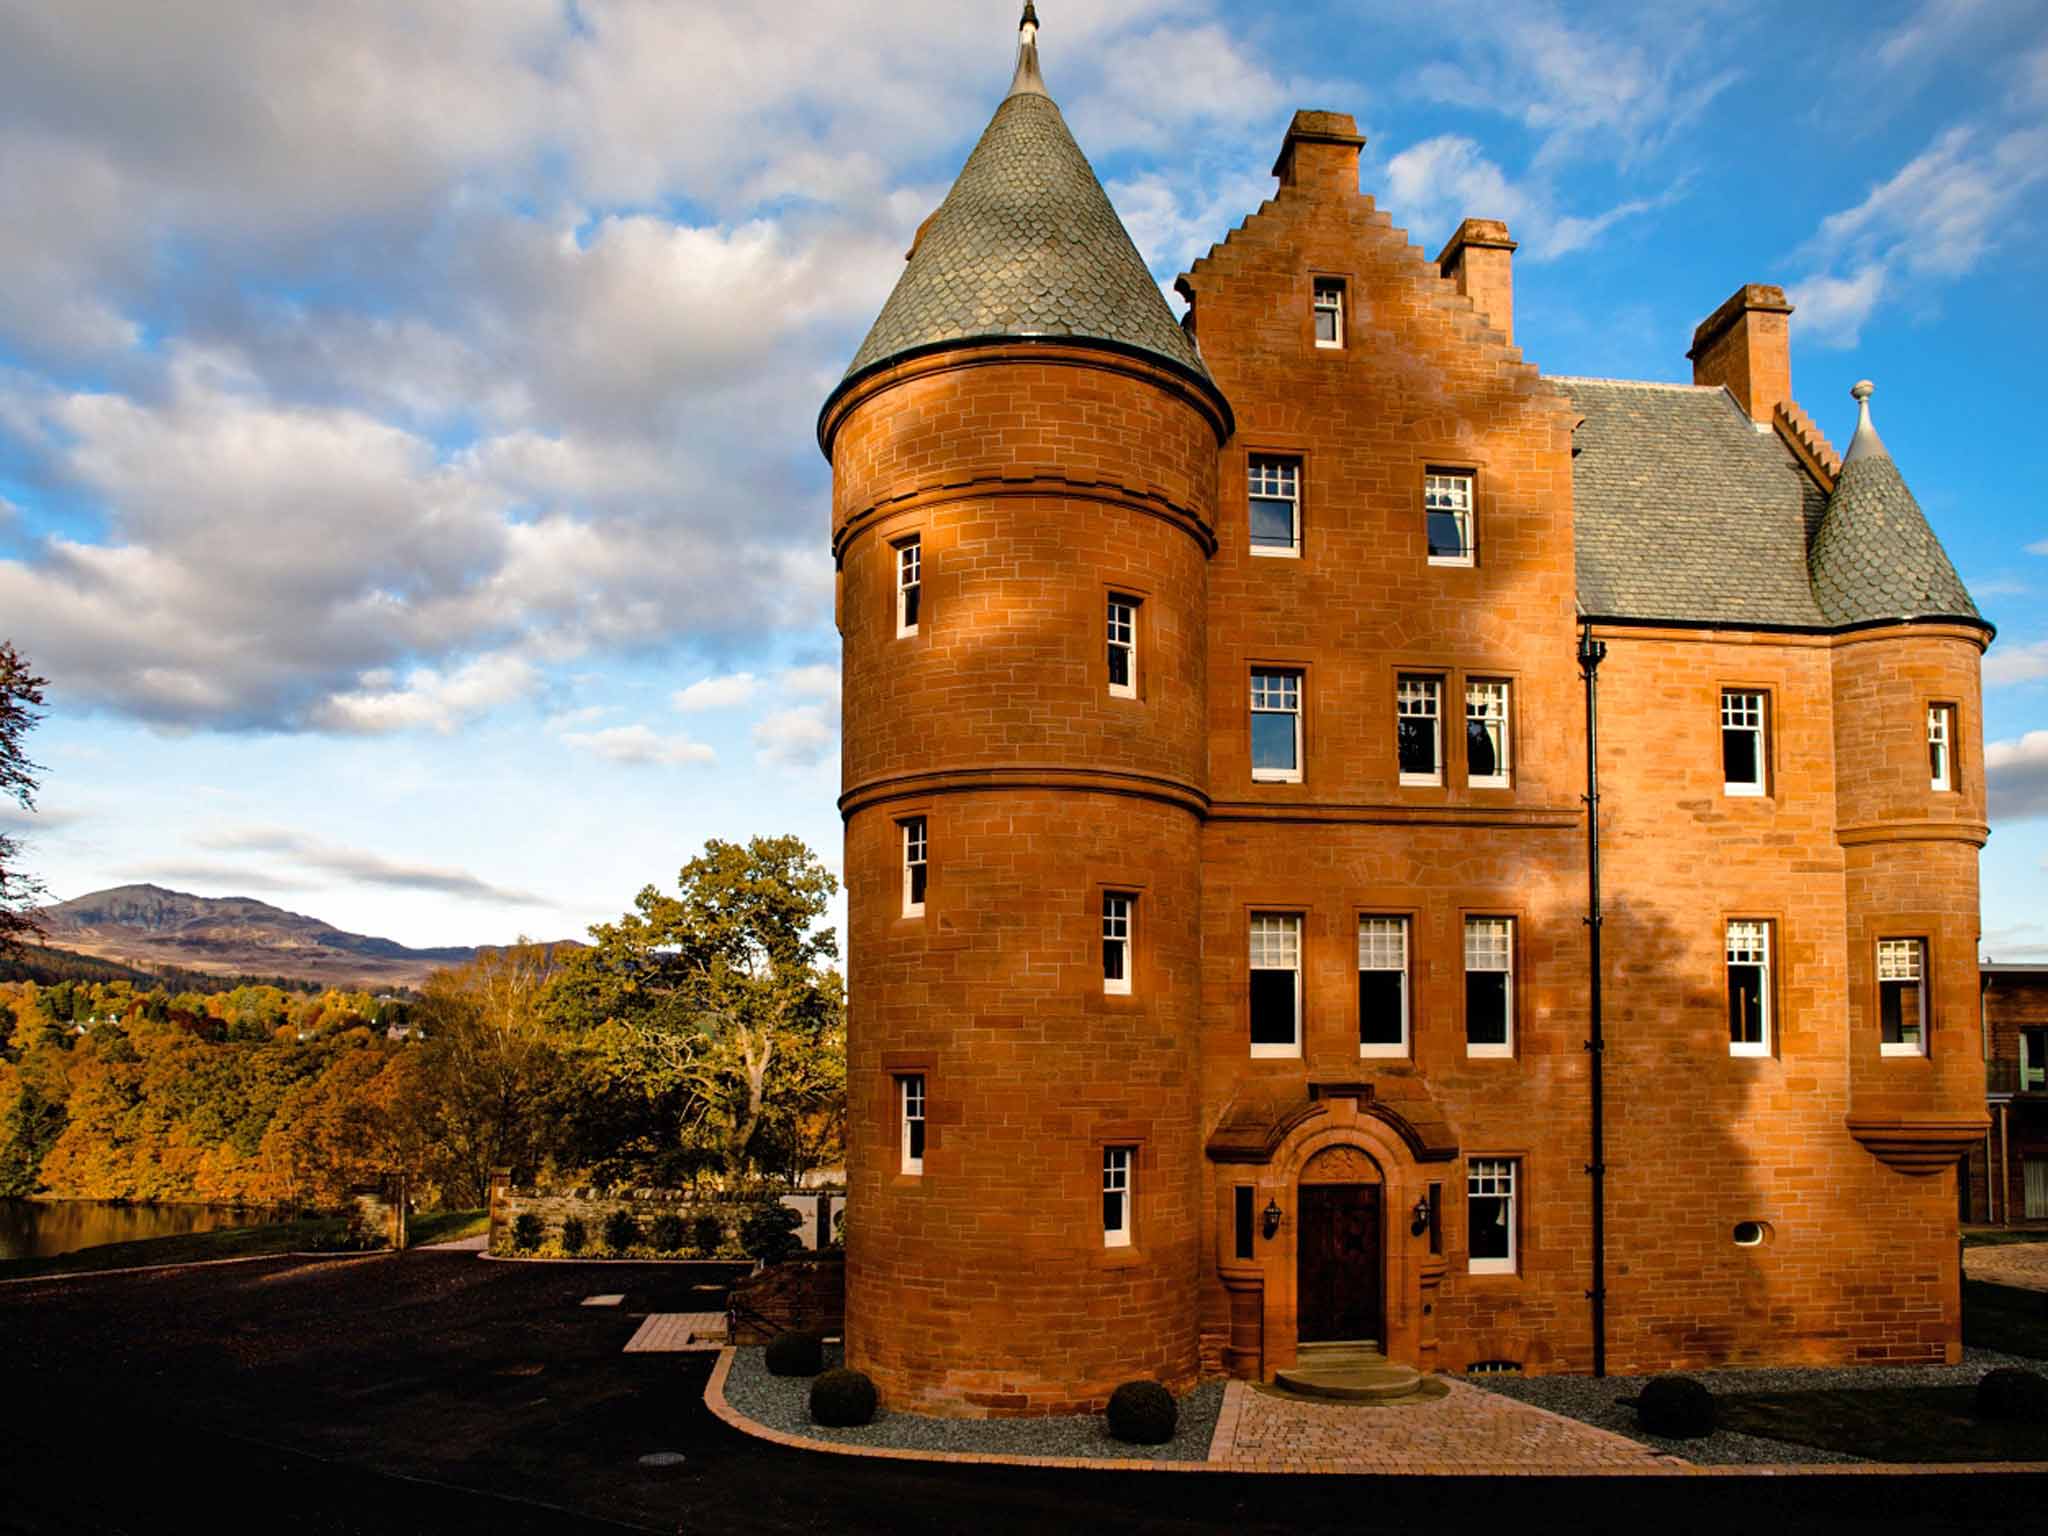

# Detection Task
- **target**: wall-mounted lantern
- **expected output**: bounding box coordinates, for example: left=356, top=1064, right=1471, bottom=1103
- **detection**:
left=1261, top=1197, right=1284, bottom=1239
left=1410, top=1193, right=1433, bottom=1237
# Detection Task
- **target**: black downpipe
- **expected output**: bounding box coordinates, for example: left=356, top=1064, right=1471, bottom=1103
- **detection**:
left=1578, top=623, right=1608, bottom=1378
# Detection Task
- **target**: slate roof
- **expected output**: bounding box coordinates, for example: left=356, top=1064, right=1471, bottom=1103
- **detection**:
left=834, top=63, right=1209, bottom=401
left=1561, top=379, right=1831, bottom=628
left=1809, top=403, right=1979, bottom=626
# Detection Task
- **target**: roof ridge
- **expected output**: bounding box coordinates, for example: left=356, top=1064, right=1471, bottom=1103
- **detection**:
left=1547, top=375, right=1719, bottom=391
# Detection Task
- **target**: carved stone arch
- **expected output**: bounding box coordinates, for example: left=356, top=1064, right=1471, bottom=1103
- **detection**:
left=1300, top=1144, right=1383, bottom=1185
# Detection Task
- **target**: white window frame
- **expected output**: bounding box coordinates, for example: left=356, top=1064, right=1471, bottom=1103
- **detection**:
left=1425, top=471, right=1475, bottom=566
left=1726, top=920, right=1771, bottom=1058
left=1249, top=913, right=1303, bottom=1059
left=1467, top=1158, right=1517, bottom=1275
left=1878, top=938, right=1928, bottom=1058
left=1722, top=690, right=1766, bottom=796
left=1250, top=669, right=1303, bottom=783
left=2021, top=1027, right=2047, bottom=1092
left=895, top=537, right=921, bottom=638
left=1102, top=1146, right=1133, bottom=1248
left=901, top=817, right=927, bottom=918
left=1102, top=892, right=1133, bottom=996
left=1247, top=456, right=1301, bottom=557
left=1357, top=916, right=1409, bottom=1059
left=1466, top=679, right=1510, bottom=789
left=1107, top=595, right=1137, bottom=700
left=1928, top=704, right=1954, bottom=792
left=1464, top=916, right=1514, bottom=1058
left=1398, top=675, right=1443, bottom=787
left=1312, top=277, right=1345, bottom=349
left=899, top=1074, right=926, bottom=1175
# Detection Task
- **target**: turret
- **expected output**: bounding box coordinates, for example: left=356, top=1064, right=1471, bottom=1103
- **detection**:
left=820, top=9, right=1229, bottom=1416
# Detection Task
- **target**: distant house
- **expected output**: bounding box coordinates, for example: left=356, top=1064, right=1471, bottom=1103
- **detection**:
left=1973, top=964, right=2048, bottom=1221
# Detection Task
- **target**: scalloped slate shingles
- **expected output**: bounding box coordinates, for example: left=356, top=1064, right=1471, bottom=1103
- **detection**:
left=1809, top=453, right=1979, bottom=625
left=842, top=92, right=1208, bottom=384
left=1561, top=379, right=1830, bottom=627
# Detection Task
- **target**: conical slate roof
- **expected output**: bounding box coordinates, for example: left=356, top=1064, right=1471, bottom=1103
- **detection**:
left=1808, top=382, right=1979, bottom=626
left=832, top=16, right=1209, bottom=406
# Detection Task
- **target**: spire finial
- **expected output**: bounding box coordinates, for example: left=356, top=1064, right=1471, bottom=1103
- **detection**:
left=1009, top=3, right=1049, bottom=98
left=1844, top=378, right=1889, bottom=465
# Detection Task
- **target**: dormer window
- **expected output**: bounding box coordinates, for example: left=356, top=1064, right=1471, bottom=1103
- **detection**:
left=1313, top=278, right=1345, bottom=348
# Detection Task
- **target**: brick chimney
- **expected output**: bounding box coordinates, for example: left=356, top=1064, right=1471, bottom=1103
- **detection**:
left=1436, top=219, right=1518, bottom=346
left=1272, top=110, right=1365, bottom=198
left=1688, top=284, right=1794, bottom=424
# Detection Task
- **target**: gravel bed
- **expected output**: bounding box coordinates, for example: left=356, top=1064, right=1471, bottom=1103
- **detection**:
left=723, top=1345, right=1224, bottom=1461
left=1473, top=1349, right=2048, bottom=1466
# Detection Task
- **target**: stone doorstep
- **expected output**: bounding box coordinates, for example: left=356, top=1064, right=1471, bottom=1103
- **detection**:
left=1274, top=1342, right=1424, bottom=1402
left=623, top=1312, right=731, bottom=1353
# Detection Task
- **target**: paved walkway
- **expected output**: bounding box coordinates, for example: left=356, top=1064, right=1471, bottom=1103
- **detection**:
left=1206, top=1379, right=1677, bottom=1473
left=416, top=1235, right=488, bottom=1251
left=1966, top=1241, right=2048, bottom=1292
left=623, top=1311, right=728, bottom=1352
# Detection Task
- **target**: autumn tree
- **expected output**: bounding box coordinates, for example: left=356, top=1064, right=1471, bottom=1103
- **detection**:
left=551, top=836, right=845, bottom=1184
left=0, top=642, right=49, bottom=947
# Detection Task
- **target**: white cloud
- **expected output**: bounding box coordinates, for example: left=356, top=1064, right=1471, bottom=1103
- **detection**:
left=753, top=705, right=836, bottom=770
left=1381, top=134, right=1674, bottom=262
left=561, top=724, right=716, bottom=768
left=673, top=673, right=759, bottom=712
left=1988, top=731, right=2048, bottom=822
left=1875, top=0, right=1993, bottom=72
left=1787, top=266, right=1888, bottom=350
left=781, top=664, right=842, bottom=703
left=198, top=825, right=544, bottom=904
left=1986, top=640, right=2048, bottom=688
left=314, top=655, right=539, bottom=736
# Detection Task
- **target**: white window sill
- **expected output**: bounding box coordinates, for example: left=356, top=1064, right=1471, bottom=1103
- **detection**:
left=1399, top=772, right=1443, bottom=787
left=1469, top=775, right=1510, bottom=790
left=896, top=625, right=918, bottom=639
left=902, top=904, right=925, bottom=919
left=1103, top=1231, right=1131, bottom=1249
left=1252, top=770, right=1303, bottom=784
left=1103, top=979, right=1131, bottom=997
left=1723, top=783, right=1766, bottom=797
left=901, top=1161, right=923, bottom=1177
left=1109, top=685, right=1137, bottom=700
left=1879, top=1043, right=1927, bottom=1058
left=1314, top=339, right=1343, bottom=350
left=1468, top=1258, right=1516, bottom=1276
left=1931, top=780, right=1951, bottom=793
left=1427, top=554, right=1474, bottom=568
left=1466, top=1042, right=1514, bottom=1059
left=1359, top=1043, right=1408, bottom=1059
left=1728, top=1041, right=1771, bottom=1058
left=1249, top=544, right=1301, bottom=559
left=1250, top=1042, right=1302, bottom=1059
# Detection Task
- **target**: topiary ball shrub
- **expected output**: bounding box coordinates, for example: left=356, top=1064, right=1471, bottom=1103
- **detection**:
left=648, top=1212, right=687, bottom=1253
left=765, top=1329, right=825, bottom=1378
left=809, top=1367, right=877, bottom=1428
left=740, top=1200, right=804, bottom=1263
left=511, top=1213, right=544, bottom=1253
left=1105, top=1380, right=1178, bottom=1446
left=690, top=1214, right=725, bottom=1256
left=602, top=1207, right=640, bottom=1254
left=1634, top=1374, right=1716, bottom=1439
left=1976, top=1367, right=2048, bottom=1423
left=560, top=1216, right=588, bottom=1255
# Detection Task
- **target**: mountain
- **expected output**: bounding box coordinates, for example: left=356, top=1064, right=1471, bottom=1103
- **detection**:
left=34, top=884, right=568, bottom=989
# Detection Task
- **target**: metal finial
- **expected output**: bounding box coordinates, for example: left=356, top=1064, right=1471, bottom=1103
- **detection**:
left=1851, top=379, right=1874, bottom=403
left=1844, top=379, right=1889, bottom=464
left=1008, top=2, right=1049, bottom=97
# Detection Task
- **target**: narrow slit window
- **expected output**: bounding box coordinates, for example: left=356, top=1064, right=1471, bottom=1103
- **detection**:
left=1312, top=278, right=1345, bottom=348
left=1466, top=679, right=1510, bottom=788
left=1248, top=456, right=1301, bottom=556
left=1878, top=938, right=1927, bottom=1057
left=1726, top=920, right=1771, bottom=1057
left=1358, top=916, right=1409, bottom=1057
left=1249, top=914, right=1302, bottom=1057
left=901, top=817, right=927, bottom=918
left=1107, top=596, right=1137, bottom=698
left=1398, top=675, right=1442, bottom=786
left=1464, top=916, right=1514, bottom=1057
left=1103, top=1146, right=1133, bottom=1248
left=1234, top=1185, right=1256, bottom=1260
left=1103, top=892, right=1133, bottom=996
left=1722, top=690, right=1766, bottom=796
left=899, top=1075, right=926, bottom=1175
left=1467, top=1158, right=1517, bottom=1275
left=1425, top=471, right=1475, bottom=565
left=1928, top=704, right=1954, bottom=792
left=895, top=537, right=921, bottom=637
left=1251, top=669, right=1302, bottom=782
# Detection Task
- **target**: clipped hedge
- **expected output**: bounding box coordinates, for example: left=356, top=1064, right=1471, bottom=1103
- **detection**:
left=1105, top=1380, right=1177, bottom=1445
left=560, top=1216, right=588, bottom=1255
left=602, top=1207, right=641, bottom=1254
left=810, top=1367, right=877, bottom=1428
left=511, top=1213, right=545, bottom=1253
left=765, top=1329, right=826, bottom=1378
left=1976, top=1367, right=2048, bottom=1424
left=1634, top=1374, right=1715, bottom=1439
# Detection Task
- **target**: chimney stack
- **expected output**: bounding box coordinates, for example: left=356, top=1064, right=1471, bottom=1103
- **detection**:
left=1436, top=219, right=1518, bottom=346
left=1688, top=284, right=1794, bottom=425
left=1272, top=110, right=1365, bottom=198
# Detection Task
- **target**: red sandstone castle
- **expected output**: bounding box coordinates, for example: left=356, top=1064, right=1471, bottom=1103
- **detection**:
left=819, top=11, right=1991, bottom=1416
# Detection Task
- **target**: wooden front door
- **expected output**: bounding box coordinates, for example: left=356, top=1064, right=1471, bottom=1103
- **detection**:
left=1297, top=1184, right=1382, bottom=1345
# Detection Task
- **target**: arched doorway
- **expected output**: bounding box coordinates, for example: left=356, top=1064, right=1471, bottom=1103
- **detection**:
left=1296, top=1145, right=1383, bottom=1346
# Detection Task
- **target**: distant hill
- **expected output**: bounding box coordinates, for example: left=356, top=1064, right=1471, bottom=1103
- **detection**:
left=32, top=884, right=575, bottom=989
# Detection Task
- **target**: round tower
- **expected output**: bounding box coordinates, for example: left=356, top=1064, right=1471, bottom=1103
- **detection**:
left=1817, top=382, right=1992, bottom=1179
left=818, top=9, right=1230, bottom=1416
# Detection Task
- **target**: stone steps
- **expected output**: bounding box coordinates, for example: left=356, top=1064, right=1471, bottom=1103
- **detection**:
left=1274, top=1342, right=1424, bottom=1402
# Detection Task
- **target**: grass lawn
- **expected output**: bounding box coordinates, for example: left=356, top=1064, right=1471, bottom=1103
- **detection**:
left=0, top=1208, right=488, bottom=1281
left=1718, top=1385, right=2048, bottom=1463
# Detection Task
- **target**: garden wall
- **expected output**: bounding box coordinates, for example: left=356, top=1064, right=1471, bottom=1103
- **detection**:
left=487, top=1170, right=842, bottom=1256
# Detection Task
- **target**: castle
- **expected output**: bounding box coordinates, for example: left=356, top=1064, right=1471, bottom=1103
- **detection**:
left=820, top=11, right=1991, bottom=1416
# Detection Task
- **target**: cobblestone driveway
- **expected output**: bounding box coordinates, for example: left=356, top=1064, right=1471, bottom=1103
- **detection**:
left=1966, top=1242, right=2048, bottom=1293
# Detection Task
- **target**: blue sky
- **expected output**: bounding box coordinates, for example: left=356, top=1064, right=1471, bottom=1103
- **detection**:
left=0, top=0, right=2043, bottom=956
